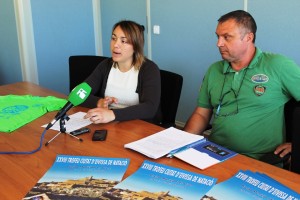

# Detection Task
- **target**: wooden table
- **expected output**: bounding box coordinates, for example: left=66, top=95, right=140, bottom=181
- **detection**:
left=0, top=82, right=299, bottom=199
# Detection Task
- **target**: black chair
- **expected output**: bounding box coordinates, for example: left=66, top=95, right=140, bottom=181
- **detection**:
left=157, top=70, right=183, bottom=128
left=68, top=55, right=108, bottom=91
left=284, top=98, right=300, bottom=174
left=258, top=99, right=300, bottom=174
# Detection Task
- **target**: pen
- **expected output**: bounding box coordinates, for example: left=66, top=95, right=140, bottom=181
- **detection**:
left=167, top=139, right=207, bottom=158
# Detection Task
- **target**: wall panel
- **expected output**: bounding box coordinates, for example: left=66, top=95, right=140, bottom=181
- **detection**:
left=0, top=0, right=22, bottom=85
left=31, top=0, right=95, bottom=94
left=150, top=0, right=244, bottom=123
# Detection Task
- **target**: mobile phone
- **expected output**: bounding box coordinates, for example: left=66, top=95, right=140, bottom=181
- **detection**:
left=92, top=129, right=107, bottom=141
left=70, top=128, right=90, bottom=136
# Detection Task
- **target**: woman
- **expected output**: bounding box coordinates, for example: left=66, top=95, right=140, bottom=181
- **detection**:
left=83, top=20, right=161, bottom=124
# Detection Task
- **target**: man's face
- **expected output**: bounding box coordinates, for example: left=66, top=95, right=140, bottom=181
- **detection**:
left=215, top=19, right=250, bottom=63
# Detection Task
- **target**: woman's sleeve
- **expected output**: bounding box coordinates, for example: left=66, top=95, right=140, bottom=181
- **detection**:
left=81, top=59, right=110, bottom=108
left=113, top=60, right=161, bottom=121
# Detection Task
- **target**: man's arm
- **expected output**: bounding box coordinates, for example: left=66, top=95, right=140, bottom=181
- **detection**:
left=183, top=107, right=212, bottom=135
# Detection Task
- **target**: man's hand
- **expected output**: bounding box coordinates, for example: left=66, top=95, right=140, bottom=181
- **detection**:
left=274, top=142, right=292, bottom=158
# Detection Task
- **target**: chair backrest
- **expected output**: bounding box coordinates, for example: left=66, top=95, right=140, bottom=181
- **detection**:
left=69, top=55, right=108, bottom=91
left=284, top=99, right=300, bottom=174
left=158, top=69, right=183, bottom=128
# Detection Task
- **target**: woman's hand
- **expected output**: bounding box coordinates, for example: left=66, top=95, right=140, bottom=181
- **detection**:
left=97, top=96, right=118, bottom=108
left=84, top=107, right=116, bottom=124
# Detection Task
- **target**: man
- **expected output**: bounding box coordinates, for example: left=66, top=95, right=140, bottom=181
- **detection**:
left=184, top=10, right=300, bottom=162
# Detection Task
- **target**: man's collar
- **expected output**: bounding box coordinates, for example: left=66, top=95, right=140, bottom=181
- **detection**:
left=222, top=47, right=262, bottom=74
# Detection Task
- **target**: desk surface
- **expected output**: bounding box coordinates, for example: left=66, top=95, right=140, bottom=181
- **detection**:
left=0, top=82, right=299, bottom=199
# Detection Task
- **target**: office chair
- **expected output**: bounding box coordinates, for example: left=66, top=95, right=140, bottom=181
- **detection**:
left=156, top=70, right=183, bottom=128
left=68, top=55, right=108, bottom=91
left=284, top=98, right=300, bottom=174
left=256, top=99, right=300, bottom=174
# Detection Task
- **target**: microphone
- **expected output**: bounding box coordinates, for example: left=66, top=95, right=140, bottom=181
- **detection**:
left=46, top=82, right=91, bottom=130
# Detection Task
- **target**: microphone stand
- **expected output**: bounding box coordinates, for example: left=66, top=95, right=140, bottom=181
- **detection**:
left=45, top=114, right=83, bottom=146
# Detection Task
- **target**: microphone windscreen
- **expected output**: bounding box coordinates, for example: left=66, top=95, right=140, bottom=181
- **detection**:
left=68, top=82, right=91, bottom=106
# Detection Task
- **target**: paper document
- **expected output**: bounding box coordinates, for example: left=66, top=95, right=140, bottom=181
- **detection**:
left=124, top=127, right=204, bottom=159
left=100, top=160, right=217, bottom=199
left=42, top=112, right=92, bottom=132
left=204, top=170, right=300, bottom=199
left=174, top=148, right=220, bottom=169
left=23, top=155, right=130, bottom=199
left=174, top=140, right=237, bottom=170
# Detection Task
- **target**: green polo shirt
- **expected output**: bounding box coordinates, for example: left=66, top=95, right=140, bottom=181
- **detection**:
left=0, top=95, right=67, bottom=133
left=198, top=48, right=300, bottom=159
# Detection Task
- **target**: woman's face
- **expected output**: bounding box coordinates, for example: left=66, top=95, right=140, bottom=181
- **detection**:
left=110, top=26, right=134, bottom=67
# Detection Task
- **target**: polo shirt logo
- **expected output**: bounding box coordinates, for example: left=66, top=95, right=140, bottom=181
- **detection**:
left=251, top=74, right=269, bottom=83
left=254, top=85, right=266, bottom=96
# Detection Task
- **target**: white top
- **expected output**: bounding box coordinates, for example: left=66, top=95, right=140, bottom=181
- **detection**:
left=105, top=66, right=139, bottom=109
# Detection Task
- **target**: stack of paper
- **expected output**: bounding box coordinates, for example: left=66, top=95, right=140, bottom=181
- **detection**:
left=124, top=127, right=237, bottom=169
left=124, top=127, right=204, bottom=159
